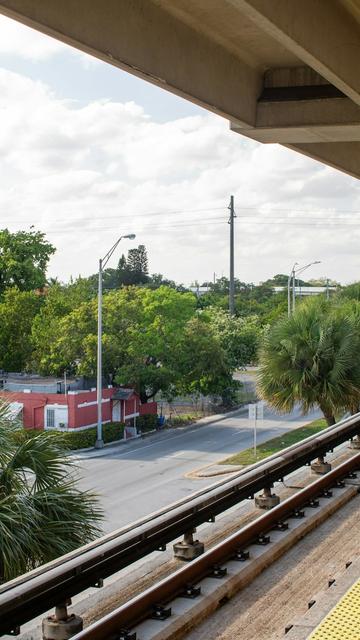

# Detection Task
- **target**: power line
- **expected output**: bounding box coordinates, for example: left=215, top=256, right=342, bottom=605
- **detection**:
left=238, top=219, right=360, bottom=227
left=237, top=206, right=360, bottom=214
left=5, top=216, right=360, bottom=234
left=2, top=203, right=360, bottom=227
left=0, top=206, right=226, bottom=226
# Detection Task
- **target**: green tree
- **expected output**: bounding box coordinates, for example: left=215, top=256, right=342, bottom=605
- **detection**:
left=175, top=315, right=234, bottom=400
left=31, top=279, right=95, bottom=374
left=0, top=229, right=55, bottom=296
left=0, top=407, right=102, bottom=582
left=257, top=298, right=360, bottom=425
left=0, top=288, right=42, bottom=371
left=338, top=282, right=360, bottom=301
left=126, top=245, right=149, bottom=284
left=263, top=273, right=309, bottom=287
left=115, top=287, right=196, bottom=401
left=207, top=308, right=262, bottom=368
left=31, top=285, right=238, bottom=404
left=32, top=286, right=196, bottom=400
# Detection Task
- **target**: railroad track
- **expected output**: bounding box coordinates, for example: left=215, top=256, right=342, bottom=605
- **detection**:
left=0, top=413, right=360, bottom=636
left=72, top=454, right=360, bottom=640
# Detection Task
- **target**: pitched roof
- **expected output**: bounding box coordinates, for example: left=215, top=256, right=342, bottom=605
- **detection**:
left=112, top=388, right=136, bottom=400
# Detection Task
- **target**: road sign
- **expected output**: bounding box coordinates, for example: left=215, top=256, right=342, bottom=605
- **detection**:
left=256, top=401, right=264, bottom=421
left=248, top=402, right=264, bottom=421
left=248, top=404, right=256, bottom=420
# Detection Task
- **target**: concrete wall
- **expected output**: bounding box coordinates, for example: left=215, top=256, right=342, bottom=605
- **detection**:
left=139, top=401, right=157, bottom=416
left=69, top=388, right=114, bottom=429
left=0, top=387, right=147, bottom=430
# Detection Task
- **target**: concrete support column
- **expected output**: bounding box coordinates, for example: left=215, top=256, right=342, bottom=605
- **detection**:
left=349, top=435, right=360, bottom=450
left=311, top=456, right=332, bottom=475
left=42, top=601, right=82, bottom=640
left=255, top=485, right=280, bottom=510
left=173, top=528, right=204, bottom=561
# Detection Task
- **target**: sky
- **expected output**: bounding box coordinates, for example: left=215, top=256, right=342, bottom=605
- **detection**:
left=0, top=15, right=359, bottom=286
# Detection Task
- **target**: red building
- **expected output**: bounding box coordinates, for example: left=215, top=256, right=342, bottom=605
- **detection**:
left=0, top=386, right=157, bottom=431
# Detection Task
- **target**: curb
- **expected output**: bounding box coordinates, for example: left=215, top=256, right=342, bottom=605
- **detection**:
left=70, top=406, right=249, bottom=456
left=186, top=463, right=243, bottom=479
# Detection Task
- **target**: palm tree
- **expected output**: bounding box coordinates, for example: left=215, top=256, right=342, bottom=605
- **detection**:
left=257, top=298, right=360, bottom=425
left=0, top=404, right=103, bottom=582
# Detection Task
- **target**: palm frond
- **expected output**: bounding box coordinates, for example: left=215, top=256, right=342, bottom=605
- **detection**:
left=0, top=406, right=104, bottom=583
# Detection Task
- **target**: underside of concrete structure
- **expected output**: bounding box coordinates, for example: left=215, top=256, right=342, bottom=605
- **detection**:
left=0, top=0, right=359, bottom=178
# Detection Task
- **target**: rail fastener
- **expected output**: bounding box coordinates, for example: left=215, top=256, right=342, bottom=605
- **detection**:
left=70, top=453, right=360, bottom=640
left=1, top=414, right=360, bottom=636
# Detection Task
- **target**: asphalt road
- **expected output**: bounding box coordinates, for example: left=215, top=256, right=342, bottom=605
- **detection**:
left=76, top=405, right=321, bottom=532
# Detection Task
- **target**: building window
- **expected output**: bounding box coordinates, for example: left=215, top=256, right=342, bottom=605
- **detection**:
left=47, top=409, right=55, bottom=428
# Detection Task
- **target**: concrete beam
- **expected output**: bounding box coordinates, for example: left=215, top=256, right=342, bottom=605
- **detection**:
left=0, top=0, right=261, bottom=127
left=232, top=97, right=360, bottom=143
left=233, top=0, right=360, bottom=105
left=286, top=141, right=360, bottom=180
left=0, top=1, right=358, bottom=179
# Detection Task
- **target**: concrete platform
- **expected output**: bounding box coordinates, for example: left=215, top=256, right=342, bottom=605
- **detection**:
left=134, top=484, right=359, bottom=640
left=285, top=558, right=360, bottom=639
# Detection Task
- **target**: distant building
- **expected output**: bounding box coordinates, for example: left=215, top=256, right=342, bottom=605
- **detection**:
left=189, top=286, right=211, bottom=297
left=0, top=375, right=156, bottom=431
left=273, top=286, right=337, bottom=297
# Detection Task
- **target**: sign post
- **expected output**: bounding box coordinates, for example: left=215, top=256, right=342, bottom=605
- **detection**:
left=248, top=403, right=257, bottom=457
left=248, top=402, right=265, bottom=458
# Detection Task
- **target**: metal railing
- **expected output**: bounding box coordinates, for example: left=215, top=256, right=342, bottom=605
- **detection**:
left=72, top=454, right=360, bottom=640
left=0, top=412, right=359, bottom=635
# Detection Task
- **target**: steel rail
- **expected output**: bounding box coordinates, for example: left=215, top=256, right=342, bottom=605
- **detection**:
left=72, top=453, right=360, bottom=640
left=0, top=414, right=359, bottom=635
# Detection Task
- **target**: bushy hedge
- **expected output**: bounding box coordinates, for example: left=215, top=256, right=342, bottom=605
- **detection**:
left=12, top=422, right=125, bottom=450
left=137, top=413, right=158, bottom=432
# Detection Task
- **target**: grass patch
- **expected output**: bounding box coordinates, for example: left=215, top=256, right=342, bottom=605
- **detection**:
left=222, top=417, right=327, bottom=466
left=167, top=413, right=201, bottom=427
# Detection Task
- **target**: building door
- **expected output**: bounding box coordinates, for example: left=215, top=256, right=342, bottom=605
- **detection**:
left=34, top=406, right=44, bottom=429
left=112, top=400, right=121, bottom=422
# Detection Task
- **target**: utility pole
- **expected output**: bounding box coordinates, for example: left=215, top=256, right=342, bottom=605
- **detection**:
left=228, top=195, right=236, bottom=315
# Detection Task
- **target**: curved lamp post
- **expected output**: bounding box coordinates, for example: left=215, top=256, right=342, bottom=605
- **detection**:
left=95, top=233, right=136, bottom=449
left=287, top=260, right=321, bottom=316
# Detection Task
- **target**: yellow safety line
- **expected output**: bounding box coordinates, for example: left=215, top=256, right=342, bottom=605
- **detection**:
left=309, top=578, right=360, bottom=639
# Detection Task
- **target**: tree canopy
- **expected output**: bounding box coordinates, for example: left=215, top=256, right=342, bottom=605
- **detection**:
left=0, top=288, right=42, bottom=371
left=30, top=286, right=242, bottom=403
left=257, top=297, right=360, bottom=424
left=0, top=407, right=102, bottom=581
left=0, top=229, right=55, bottom=296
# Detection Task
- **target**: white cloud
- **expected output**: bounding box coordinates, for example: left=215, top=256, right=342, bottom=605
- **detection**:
left=0, top=66, right=359, bottom=286
left=0, top=15, right=68, bottom=60
left=0, top=14, right=100, bottom=67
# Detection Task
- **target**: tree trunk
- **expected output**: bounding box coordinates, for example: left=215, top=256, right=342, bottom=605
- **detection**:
left=319, top=404, right=336, bottom=426
left=139, top=390, right=148, bottom=404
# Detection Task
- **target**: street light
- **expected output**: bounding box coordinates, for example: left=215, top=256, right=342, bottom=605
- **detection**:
left=288, top=260, right=321, bottom=316
left=288, top=262, right=298, bottom=317
left=95, top=233, right=136, bottom=449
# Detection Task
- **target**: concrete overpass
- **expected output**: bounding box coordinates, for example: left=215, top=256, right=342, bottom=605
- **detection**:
left=0, top=0, right=359, bottom=179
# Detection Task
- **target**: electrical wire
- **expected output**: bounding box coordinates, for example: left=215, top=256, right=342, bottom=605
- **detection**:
left=2, top=203, right=360, bottom=227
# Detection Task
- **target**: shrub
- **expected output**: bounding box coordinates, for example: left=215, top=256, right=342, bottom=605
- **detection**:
left=167, top=413, right=199, bottom=427
left=137, top=413, right=158, bottom=432
left=12, top=422, right=125, bottom=450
